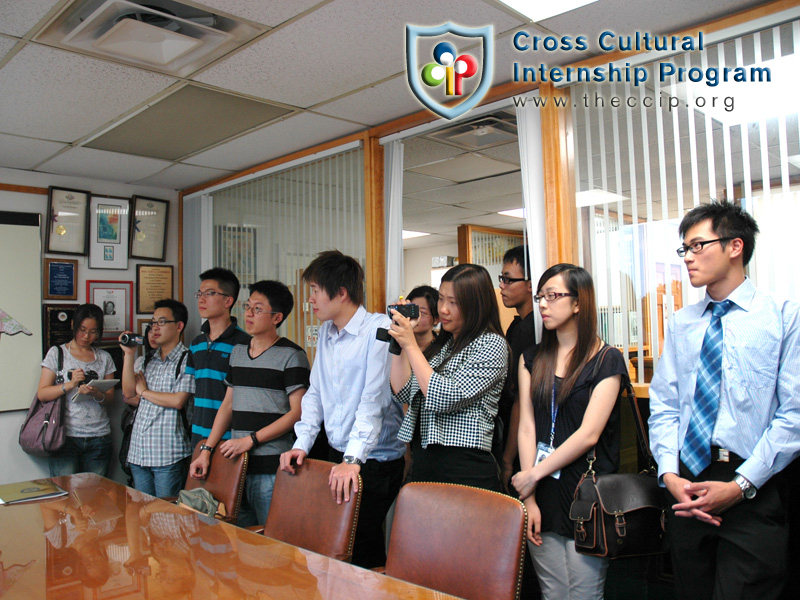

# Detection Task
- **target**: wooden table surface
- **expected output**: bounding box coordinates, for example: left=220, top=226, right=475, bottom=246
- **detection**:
left=0, top=473, right=459, bottom=599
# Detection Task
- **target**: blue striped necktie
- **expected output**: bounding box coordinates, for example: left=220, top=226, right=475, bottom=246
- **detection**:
left=681, top=300, right=733, bottom=476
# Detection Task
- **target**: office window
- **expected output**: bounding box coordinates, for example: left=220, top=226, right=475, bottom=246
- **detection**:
left=571, top=21, right=800, bottom=382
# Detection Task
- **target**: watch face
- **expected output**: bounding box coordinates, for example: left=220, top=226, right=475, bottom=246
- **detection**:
left=744, top=486, right=757, bottom=499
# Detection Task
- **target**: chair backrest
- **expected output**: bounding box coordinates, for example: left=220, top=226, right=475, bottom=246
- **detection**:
left=184, top=439, right=248, bottom=522
left=263, top=458, right=361, bottom=562
left=385, top=482, right=528, bottom=600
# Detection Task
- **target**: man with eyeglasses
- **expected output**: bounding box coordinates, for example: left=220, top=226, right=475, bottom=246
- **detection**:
left=497, top=245, right=538, bottom=494
left=120, top=299, right=195, bottom=498
left=185, top=268, right=251, bottom=448
left=189, top=280, right=309, bottom=527
left=648, top=201, right=800, bottom=599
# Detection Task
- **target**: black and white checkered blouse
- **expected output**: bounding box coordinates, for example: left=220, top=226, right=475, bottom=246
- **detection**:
left=394, top=332, right=509, bottom=452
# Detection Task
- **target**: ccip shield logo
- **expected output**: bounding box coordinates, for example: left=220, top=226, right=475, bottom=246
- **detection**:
left=406, top=23, right=494, bottom=120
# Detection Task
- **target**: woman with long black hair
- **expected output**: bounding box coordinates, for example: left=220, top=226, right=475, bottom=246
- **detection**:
left=388, top=264, right=509, bottom=491
left=511, top=263, right=628, bottom=600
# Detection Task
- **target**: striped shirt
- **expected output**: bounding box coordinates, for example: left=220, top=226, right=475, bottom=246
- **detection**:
left=226, top=338, right=310, bottom=474
left=186, top=318, right=251, bottom=445
left=128, top=343, right=195, bottom=467
left=649, top=277, right=800, bottom=488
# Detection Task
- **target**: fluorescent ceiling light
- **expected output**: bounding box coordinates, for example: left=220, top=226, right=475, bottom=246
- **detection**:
left=498, top=208, right=525, bottom=219
left=576, top=189, right=628, bottom=207
left=789, top=154, right=800, bottom=170
left=497, top=0, right=599, bottom=22
left=402, top=230, right=431, bottom=239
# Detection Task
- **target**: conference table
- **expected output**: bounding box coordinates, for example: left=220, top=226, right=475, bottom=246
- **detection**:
left=0, top=473, right=458, bottom=599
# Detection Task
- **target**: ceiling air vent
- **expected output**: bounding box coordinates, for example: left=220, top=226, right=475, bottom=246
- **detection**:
left=35, top=0, right=265, bottom=77
left=428, top=116, right=517, bottom=150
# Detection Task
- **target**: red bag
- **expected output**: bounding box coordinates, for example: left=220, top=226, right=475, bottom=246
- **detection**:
left=19, top=346, right=67, bottom=457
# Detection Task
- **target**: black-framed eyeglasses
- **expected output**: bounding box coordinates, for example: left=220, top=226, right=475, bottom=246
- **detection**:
left=498, top=275, right=529, bottom=285
left=194, top=290, right=230, bottom=299
left=242, top=303, right=279, bottom=316
left=149, top=319, right=177, bottom=327
left=676, top=238, right=732, bottom=257
left=534, top=292, right=577, bottom=303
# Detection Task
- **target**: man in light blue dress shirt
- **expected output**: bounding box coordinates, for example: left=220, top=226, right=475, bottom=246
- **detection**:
left=280, top=250, right=405, bottom=568
left=649, top=201, right=800, bottom=599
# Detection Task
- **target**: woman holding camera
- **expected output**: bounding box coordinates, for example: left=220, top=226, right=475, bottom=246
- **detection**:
left=389, top=264, right=509, bottom=491
left=37, top=303, right=117, bottom=476
left=511, top=264, right=627, bottom=600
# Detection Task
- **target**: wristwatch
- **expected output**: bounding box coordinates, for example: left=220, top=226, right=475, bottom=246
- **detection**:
left=200, top=444, right=215, bottom=454
left=343, top=455, right=364, bottom=466
left=733, top=474, right=757, bottom=500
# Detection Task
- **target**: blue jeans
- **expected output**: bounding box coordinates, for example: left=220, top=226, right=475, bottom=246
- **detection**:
left=237, top=473, right=276, bottom=528
left=49, top=435, right=112, bottom=477
left=130, top=459, right=188, bottom=498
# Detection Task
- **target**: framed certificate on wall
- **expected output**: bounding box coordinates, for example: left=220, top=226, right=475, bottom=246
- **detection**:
left=86, top=280, right=133, bottom=341
left=43, top=258, right=78, bottom=300
left=46, top=187, right=90, bottom=256
left=130, top=196, right=168, bottom=262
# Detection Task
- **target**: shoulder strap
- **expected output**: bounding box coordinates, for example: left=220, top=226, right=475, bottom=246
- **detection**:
left=57, top=344, right=64, bottom=371
left=176, top=350, right=188, bottom=380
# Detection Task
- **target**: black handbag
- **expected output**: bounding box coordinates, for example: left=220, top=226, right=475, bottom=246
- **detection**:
left=19, top=346, right=67, bottom=457
left=569, top=378, right=668, bottom=559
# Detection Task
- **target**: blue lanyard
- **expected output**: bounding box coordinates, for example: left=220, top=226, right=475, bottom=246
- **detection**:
left=549, top=383, right=558, bottom=447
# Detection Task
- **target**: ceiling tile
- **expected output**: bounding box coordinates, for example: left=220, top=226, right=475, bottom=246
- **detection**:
left=314, top=76, right=424, bottom=126
left=401, top=196, right=448, bottom=213
left=403, top=232, right=456, bottom=248
left=403, top=171, right=454, bottom=194
left=541, top=0, right=769, bottom=54
left=195, top=0, right=523, bottom=107
left=477, top=142, right=520, bottom=165
left=132, top=162, right=233, bottom=189
left=185, top=112, right=361, bottom=171
left=191, top=0, right=323, bottom=27
left=409, top=153, right=519, bottom=182
left=457, top=192, right=522, bottom=211
left=0, top=44, right=174, bottom=141
left=403, top=204, right=487, bottom=227
left=0, top=133, right=67, bottom=170
left=404, top=137, right=466, bottom=169
left=460, top=213, right=525, bottom=229
left=0, top=36, right=17, bottom=57
left=0, top=0, right=58, bottom=37
left=85, top=85, right=292, bottom=160
left=37, top=147, right=172, bottom=183
left=407, top=171, right=522, bottom=203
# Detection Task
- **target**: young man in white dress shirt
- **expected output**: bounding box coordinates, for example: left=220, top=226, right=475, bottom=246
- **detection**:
left=648, top=201, right=800, bottom=599
left=280, top=250, right=405, bottom=568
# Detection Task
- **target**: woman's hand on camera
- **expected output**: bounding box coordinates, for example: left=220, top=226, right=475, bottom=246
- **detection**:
left=387, top=307, right=417, bottom=351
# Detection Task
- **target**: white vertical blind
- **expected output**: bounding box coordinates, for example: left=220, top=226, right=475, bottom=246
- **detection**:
left=571, top=21, right=800, bottom=383
left=207, top=147, right=365, bottom=355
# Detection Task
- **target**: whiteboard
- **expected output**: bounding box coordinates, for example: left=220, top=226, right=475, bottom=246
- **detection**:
left=0, top=215, right=43, bottom=411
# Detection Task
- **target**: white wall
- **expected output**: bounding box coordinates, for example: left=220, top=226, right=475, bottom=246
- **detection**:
left=0, top=167, right=179, bottom=486
left=402, top=242, right=458, bottom=295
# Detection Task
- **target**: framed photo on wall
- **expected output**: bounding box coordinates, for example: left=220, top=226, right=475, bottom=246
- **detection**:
left=130, top=196, right=168, bottom=262
left=43, top=303, right=79, bottom=354
left=86, top=280, right=133, bottom=341
left=46, top=186, right=90, bottom=256
left=136, top=265, right=174, bottom=314
left=89, top=196, right=130, bottom=269
left=43, top=258, right=78, bottom=300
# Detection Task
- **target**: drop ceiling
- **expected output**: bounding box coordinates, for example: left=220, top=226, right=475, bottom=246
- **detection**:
left=0, top=0, right=777, bottom=250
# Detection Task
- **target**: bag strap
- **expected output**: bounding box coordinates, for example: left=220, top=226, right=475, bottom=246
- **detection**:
left=54, top=345, right=65, bottom=385
left=583, top=344, right=614, bottom=473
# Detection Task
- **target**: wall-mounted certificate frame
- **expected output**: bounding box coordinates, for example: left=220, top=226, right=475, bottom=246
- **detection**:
left=136, top=265, right=174, bottom=314
left=43, top=258, right=78, bottom=300
left=89, top=196, right=130, bottom=270
left=130, top=196, right=168, bottom=262
left=46, top=187, right=90, bottom=256
left=43, top=303, right=79, bottom=354
left=86, top=280, right=133, bottom=341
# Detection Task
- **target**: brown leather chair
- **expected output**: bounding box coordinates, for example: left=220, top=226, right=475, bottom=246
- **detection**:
left=384, top=482, right=528, bottom=600
left=183, top=439, right=248, bottom=523
left=262, top=458, right=361, bottom=562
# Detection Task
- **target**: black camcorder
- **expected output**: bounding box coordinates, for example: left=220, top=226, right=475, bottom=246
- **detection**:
left=120, top=333, right=144, bottom=347
left=376, top=303, right=421, bottom=355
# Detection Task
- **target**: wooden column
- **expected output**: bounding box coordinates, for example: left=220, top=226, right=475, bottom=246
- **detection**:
left=364, top=135, right=385, bottom=312
left=539, top=82, right=577, bottom=265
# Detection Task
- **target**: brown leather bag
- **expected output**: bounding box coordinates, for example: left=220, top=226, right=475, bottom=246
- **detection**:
left=569, top=380, right=668, bottom=558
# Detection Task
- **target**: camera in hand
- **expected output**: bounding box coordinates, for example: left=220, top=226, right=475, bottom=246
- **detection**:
left=68, top=369, right=99, bottom=384
left=120, top=333, right=144, bottom=346
left=376, top=304, right=421, bottom=355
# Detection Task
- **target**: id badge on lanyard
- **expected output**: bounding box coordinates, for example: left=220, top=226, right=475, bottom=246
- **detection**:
left=534, top=384, right=561, bottom=479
